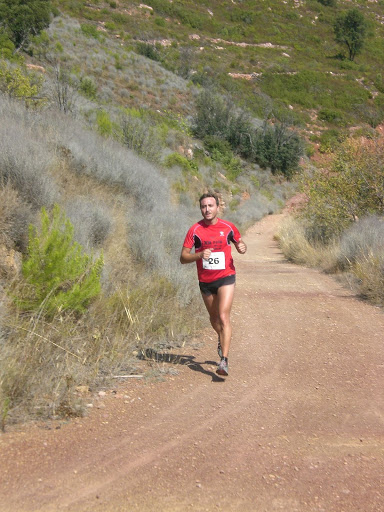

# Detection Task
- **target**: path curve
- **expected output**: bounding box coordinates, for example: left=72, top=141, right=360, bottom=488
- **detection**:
left=1, top=214, right=383, bottom=512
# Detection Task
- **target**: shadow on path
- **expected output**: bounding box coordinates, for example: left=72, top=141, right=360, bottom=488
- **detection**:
left=140, top=348, right=225, bottom=382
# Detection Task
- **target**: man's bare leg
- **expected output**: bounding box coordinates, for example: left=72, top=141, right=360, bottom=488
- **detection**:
left=201, top=284, right=235, bottom=358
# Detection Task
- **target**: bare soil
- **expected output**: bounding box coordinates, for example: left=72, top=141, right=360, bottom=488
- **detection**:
left=1, top=214, right=383, bottom=512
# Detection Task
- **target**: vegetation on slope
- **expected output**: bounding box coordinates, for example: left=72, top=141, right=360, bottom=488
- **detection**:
left=0, top=24, right=289, bottom=425
left=45, top=0, right=384, bottom=128
left=277, top=136, right=384, bottom=306
left=1, top=0, right=384, bottom=426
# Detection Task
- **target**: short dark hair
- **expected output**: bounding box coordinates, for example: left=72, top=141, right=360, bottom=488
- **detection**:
left=199, top=193, right=219, bottom=207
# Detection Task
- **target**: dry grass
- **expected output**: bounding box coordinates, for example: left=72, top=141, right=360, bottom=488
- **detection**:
left=277, top=214, right=384, bottom=307
left=0, top=183, right=35, bottom=253
left=350, top=251, right=384, bottom=306
left=0, top=273, right=204, bottom=425
left=0, top=145, right=203, bottom=423
left=276, top=215, right=340, bottom=271
left=0, top=95, right=204, bottom=426
left=0, top=9, right=301, bottom=425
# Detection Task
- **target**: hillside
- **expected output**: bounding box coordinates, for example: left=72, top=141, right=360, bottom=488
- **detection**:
left=48, top=0, right=384, bottom=132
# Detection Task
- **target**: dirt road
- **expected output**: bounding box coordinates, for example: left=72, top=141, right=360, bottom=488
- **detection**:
left=1, top=214, right=383, bottom=512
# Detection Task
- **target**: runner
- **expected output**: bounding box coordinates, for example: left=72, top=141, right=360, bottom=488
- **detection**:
left=180, top=193, right=247, bottom=376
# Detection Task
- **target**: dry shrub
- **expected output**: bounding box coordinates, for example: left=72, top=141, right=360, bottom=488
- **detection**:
left=351, top=251, right=384, bottom=306
left=338, top=216, right=384, bottom=305
left=277, top=214, right=384, bottom=306
left=0, top=107, right=58, bottom=210
left=0, top=183, right=35, bottom=252
left=225, top=187, right=287, bottom=231
left=0, top=307, right=96, bottom=422
left=0, top=271, right=204, bottom=425
left=0, top=184, right=21, bottom=248
left=338, top=216, right=384, bottom=268
left=276, top=215, right=340, bottom=271
left=65, top=197, right=113, bottom=249
left=277, top=215, right=321, bottom=265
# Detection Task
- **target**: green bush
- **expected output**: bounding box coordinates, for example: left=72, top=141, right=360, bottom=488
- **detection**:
left=193, top=88, right=252, bottom=148
left=28, top=29, right=50, bottom=58
left=154, top=17, right=166, bottom=27
left=317, top=0, right=336, bottom=6
left=79, top=76, right=97, bottom=99
left=104, top=21, right=116, bottom=31
left=373, top=73, right=384, bottom=94
left=300, top=137, right=384, bottom=243
left=96, top=110, right=113, bottom=136
left=80, top=23, right=101, bottom=40
left=0, top=30, right=15, bottom=60
left=119, top=112, right=163, bottom=163
left=164, top=152, right=198, bottom=174
left=0, top=0, right=52, bottom=51
left=318, top=129, right=344, bottom=153
left=224, top=158, right=243, bottom=182
left=16, top=204, right=103, bottom=317
left=247, top=122, right=303, bottom=178
left=203, top=136, right=242, bottom=181
left=0, top=61, right=42, bottom=101
left=318, top=108, right=344, bottom=124
left=203, top=135, right=233, bottom=161
left=230, top=9, right=256, bottom=25
left=136, top=42, right=160, bottom=62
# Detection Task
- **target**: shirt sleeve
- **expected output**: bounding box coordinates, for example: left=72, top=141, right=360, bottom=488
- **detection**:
left=183, top=225, right=196, bottom=248
left=229, top=223, right=241, bottom=244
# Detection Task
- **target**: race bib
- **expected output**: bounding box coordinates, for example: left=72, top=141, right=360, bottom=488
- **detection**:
left=202, top=251, right=225, bottom=270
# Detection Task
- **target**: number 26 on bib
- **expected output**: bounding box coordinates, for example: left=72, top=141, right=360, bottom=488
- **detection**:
left=202, top=251, right=225, bottom=270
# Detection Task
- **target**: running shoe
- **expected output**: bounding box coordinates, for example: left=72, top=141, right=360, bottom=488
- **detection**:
left=216, top=358, right=228, bottom=376
left=217, top=336, right=223, bottom=359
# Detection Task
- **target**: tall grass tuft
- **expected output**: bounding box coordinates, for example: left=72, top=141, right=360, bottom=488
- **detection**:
left=278, top=214, right=384, bottom=305
left=338, top=216, right=384, bottom=305
left=276, top=215, right=340, bottom=271
left=338, top=216, right=384, bottom=269
left=351, top=250, right=384, bottom=306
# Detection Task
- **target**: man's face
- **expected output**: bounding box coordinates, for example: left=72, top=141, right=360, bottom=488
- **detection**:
left=200, top=197, right=218, bottom=223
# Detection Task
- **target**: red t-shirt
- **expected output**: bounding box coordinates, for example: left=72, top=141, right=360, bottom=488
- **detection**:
left=183, top=218, right=241, bottom=283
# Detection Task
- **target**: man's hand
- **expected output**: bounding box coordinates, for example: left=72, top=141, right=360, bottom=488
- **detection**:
left=201, top=249, right=212, bottom=261
left=235, top=239, right=247, bottom=254
left=180, top=246, right=212, bottom=264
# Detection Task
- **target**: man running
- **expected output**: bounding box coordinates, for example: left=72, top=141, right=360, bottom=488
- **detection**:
left=180, top=193, right=247, bottom=376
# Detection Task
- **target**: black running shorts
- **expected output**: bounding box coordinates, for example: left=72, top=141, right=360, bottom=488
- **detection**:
left=199, top=274, right=236, bottom=296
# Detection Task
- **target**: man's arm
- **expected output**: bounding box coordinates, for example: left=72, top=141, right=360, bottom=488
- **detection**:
left=180, top=246, right=212, bottom=264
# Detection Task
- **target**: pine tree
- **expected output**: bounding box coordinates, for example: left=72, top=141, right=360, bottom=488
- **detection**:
left=18, top=204, right=103, bottom=317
